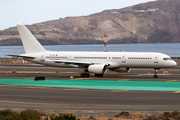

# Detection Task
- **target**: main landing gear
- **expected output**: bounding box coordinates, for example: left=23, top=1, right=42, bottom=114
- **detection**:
left=80, top=73, right=90, bottom=77
left=80, top=68, right=104, bottom=77
left=80, top=73, right=104, bottom=77
left=80, top=69, right=90, bottom=78
left=94, top=74, right=103, bottom=77
left=153, top=68, right=160, bottom=78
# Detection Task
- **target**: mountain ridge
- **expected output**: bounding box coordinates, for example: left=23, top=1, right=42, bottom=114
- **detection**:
left=0, top=0, right=180, bottom=46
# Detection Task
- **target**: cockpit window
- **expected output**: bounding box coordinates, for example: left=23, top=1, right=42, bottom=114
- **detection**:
left=163, top=58, right=172, bottom=60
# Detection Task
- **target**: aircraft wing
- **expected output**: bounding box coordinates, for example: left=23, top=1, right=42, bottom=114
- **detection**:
left=7, top=55, right=36, bottom=59
left=46, top=59, right=109, bottom=66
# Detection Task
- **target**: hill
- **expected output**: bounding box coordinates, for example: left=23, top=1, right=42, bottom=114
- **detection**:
left=0, top=0, right=180, bottom=45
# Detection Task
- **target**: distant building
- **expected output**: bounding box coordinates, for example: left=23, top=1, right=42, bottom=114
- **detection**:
left=135, top=8, right=159, bottom=13
left=135, top=10, right=146, bottom=12
left=147, top=8, right=159, bottom=12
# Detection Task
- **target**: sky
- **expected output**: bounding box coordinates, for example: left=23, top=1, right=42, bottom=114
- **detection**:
left=0, top=0, right=156, bottom=30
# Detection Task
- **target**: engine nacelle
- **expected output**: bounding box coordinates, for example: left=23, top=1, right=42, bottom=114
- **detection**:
left=88, top=64, right=107, bottom=74
left=110, top=68, right=131, bottom=73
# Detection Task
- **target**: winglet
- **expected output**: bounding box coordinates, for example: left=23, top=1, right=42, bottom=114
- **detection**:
left=17, top=25, right=47, bottom=54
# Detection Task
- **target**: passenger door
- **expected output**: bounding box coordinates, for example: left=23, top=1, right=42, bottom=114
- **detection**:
left=122, top=55, right=126, bottom=63
left=154, top=56, right=158, bottom=63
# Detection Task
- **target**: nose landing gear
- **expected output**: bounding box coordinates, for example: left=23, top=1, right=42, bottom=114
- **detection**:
left=153, top=68, right=160, bottom=78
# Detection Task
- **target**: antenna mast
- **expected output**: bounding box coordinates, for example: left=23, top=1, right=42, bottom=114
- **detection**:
left=104, top=34, right=108, bottom=52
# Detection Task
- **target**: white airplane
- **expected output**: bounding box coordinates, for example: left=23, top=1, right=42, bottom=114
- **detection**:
left=8, top=25, right=177, bottom=78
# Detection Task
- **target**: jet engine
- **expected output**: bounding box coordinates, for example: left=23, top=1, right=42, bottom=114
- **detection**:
left=109, top=68, right=131, bottom=73
left=88, top=64, right=107, bottom=74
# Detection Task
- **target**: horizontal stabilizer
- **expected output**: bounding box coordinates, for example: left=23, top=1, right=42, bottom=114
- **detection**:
left=7, top=55, right=36, bottom=59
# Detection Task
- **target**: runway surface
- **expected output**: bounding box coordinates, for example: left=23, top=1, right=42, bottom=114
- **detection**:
left=0, top=64, right=179, bottom=111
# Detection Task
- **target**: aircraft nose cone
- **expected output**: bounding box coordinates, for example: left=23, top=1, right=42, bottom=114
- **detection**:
left=172, top=61, right=177, bottom=67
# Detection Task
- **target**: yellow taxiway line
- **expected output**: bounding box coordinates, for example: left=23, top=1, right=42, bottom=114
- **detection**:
left=174, top=91, right=180, bottom=93
left=117, top=79, right=130, bottom=81
left=167, top=80, right=180, bottom=82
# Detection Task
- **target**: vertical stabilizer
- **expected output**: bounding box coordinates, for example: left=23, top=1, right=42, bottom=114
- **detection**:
left=17, top=25, right=47, bottom=54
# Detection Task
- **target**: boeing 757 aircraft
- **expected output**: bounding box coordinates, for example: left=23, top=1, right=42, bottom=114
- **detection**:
left=8, top=25, right=177, bottom=78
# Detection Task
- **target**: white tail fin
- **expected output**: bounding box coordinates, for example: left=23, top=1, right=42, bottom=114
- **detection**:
left=17, top=25, right=47, bottom=54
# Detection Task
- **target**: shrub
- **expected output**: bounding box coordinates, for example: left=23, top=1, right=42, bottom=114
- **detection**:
left=4, top=112, right=20, bottom=120
left=20, top=108, right=40, bottom=120
left=170, top=111, right=180, bottom=117
left=119, top=111, right=130, bottom=116
left=115, top=111, right=130, bottom=117
left=38, top=31, right=46, bottom=35
left=0, top=109, right=14, bottom=118
left=162, top=111, right=180, bottom=118
left=0, top=109, right=21, bottom=120
left=0, top=109, right=79, bottom=120
left=50, top=113, right=76, bottom=120
left=163, top=112, right=171, bottom=118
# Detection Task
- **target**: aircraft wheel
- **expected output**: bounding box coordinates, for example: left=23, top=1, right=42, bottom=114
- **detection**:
left=80, top=73, right=85, bottom=78
left=94, top=74, right=103, bottom=77
left=84, top=73, right=90, bottom=77
left=80, top=73, right=90, bottom=78
left=153, top=75, right=158, bottom=78
left=99, top=74, right=103, bottom=77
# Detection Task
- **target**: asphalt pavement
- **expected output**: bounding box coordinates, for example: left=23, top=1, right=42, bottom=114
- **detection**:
left=0, top=64, right=179, bottom=112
